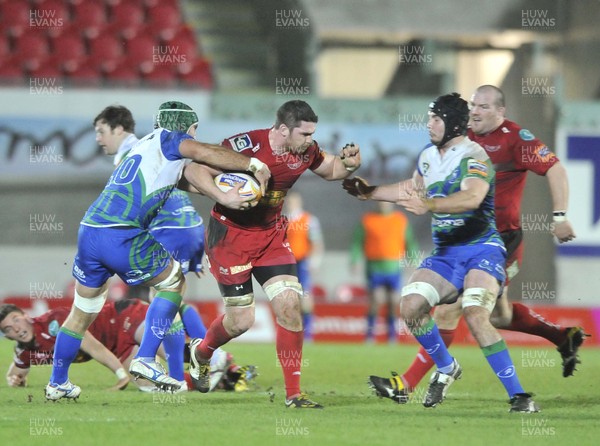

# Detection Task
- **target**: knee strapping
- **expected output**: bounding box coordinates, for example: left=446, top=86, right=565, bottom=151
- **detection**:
left=223, top=293, right=255, bottom=308
left=461, top=287, right=496, bottom=313
left=74, top=289, right=108, bottom=314
left=263, top=280, right=303, bottom=301
left=154, top=260, right=183, bottom=292
left=401, top=282, right=440, bottom=307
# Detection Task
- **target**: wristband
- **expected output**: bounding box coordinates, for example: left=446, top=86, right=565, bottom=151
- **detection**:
left=423, top=198, right=435, bottom=212
left=115, top=368, right=128, bottom=380
left=553, top=211, right=566, bottom=223
left=247, top=157, right=265, bottom=174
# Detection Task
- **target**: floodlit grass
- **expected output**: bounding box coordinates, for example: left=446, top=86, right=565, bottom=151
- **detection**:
left=1, top=340, right=598, bottom=446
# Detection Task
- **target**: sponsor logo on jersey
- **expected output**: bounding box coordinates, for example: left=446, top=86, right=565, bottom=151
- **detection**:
left=219, top=266, right=229, bottom=276
left=73, top=264, right=86, bottom=280
left=421, top=162, right=430, bottom=176
left=497, top=365, right=515, bottom=378
left=433, top=218, right=465, bottom=227
left=467, top=159, right=489, bottom=177
left=229, top=134, right=253, bottom=152
left=484, top=144, right=501, bottom=152
left=447, top=167, right=461, bottom=184
left=477, top=259, right=493, bottom=272
left=252, top=144, right=261, bottom=153
left=230, top=262, right=252, bottom=274
left=124, top=270, right=152, bottom=284
left=48, top=320, right=59, bottom=337
left=535, top=145, right=555, bottom=163
left=501, top=126, right=510, bottom=133
left=519, top=129, right=535, bottom=141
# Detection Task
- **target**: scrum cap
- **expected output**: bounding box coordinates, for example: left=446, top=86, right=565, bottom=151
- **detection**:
left=156, top=101, right=199, bottom=132
left=428, top=92, right=469, bottom=147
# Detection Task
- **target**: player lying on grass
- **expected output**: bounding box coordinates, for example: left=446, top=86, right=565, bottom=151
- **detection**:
left=0, top=301, right=257, bottom=393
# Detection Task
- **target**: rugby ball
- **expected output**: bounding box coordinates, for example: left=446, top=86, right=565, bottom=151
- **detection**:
left=214, top=172, right=262, bottom=201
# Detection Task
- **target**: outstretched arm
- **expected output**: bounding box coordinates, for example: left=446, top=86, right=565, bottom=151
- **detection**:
left=6, top=363, right=29, bottom=387
left=313, top=144, right=361, bottom=180
left=80, top=331, right=129, bottom=390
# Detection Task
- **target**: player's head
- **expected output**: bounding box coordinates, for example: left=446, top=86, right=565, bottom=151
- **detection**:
left=156, top=101, right=199, bottom=136
left=274, top=100, right=318, bottom=154
left=94, top=105, right=136, bottom=155
left=0, top=304, right=34, bottom=343
left=427, top=92, right=469, bottom=148
left=469, top=85, right=506, bottom=136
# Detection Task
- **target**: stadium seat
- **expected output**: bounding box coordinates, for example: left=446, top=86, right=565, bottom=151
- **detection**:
left=143, top=64, right=178, bottom=88
left=125, top=33, right=157, bottom=74
left=67, top=64, right=102, bottom=87
left=89, top=33, right=125, bottom=74
left=148, top=5, right=181, bottom=41
left=0, top=1, right=30, bottom=37
left=0, top=59, right=24, bottom=85
left=178, top=58, right=213, bottom=89
left=106, top=61, right=141, bottom=87
left=108, top=1, right=146, bottom=40
left=0, top=33, right=9, bottom=60
left=13, top=31, right=52, bottom=72
left=72, top=2, right=109, bottom=39
left=51, top=31, right=87, bottom=74
left=143, top=0, right=180, bottom=9
left=335, top=284, right=368, bottom=303
left=29, top=62, right=64, bottom=79
left=167, top=31, right=199, bottom=62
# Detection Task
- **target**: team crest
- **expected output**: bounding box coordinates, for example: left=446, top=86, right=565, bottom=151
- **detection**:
left=229, top=134, right=252, bottom=152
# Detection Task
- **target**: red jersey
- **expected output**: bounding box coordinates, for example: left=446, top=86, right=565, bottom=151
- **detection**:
left=214, top=128, right=325, bottom=229
left=467, top=119, right=559, bottom=232
left=12, top=300, right=145, bottom=369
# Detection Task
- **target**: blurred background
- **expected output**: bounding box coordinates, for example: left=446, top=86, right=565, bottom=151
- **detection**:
left=0, top=0, right=599, bottom=331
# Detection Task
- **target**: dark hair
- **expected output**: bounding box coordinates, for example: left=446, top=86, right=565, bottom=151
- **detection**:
left=476, top=85, right=505, bottom=108
left=274, top=100, right=318, bottom=131
left=0, top=304, right=23, bottom=324
left=93, top=105, right=136, bottom=133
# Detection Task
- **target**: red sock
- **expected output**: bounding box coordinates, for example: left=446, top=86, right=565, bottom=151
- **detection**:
left=505, top=302, right=564, bottom=345
left=198, top=315, right=233, bottom=359
left=183, top=372, right=193, bottom=390
left=402, top=328, right=456, bottom=390
left=276, top=324, right=303, bottom=399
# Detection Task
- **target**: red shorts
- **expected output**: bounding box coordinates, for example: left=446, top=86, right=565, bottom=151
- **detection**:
left=501, top=229, right=524, bottom=285
left=206, top=216, right=295, bottom=286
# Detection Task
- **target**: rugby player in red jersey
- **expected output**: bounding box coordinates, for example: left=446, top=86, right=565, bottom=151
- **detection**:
left=368, top=85, right=588, bottom=404
left=184, top=100, right=361, bottom=408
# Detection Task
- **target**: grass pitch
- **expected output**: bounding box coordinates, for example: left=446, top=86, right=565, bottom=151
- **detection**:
left=1, top=340, right=598, bottom=446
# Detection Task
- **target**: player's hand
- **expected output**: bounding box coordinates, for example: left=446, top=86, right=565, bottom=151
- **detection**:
left=340, top=143, right=361, bottom=172
left=220, top=182, right=258, bottom=211
left=552, top=220, right=576, bottom=243
left=397, top=193, right=430, bottom=215
left=108, top=376, right=130, bottom=391
left=342, top=176, right=376, bottom=200
left=6, top=374, right=26, bottom=387
left=248, top=157, right=271, bottom=196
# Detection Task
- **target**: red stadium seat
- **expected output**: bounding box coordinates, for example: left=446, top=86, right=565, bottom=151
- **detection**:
left=148, top=5, right=181, bottom=41
left=143, top=64, right=178, bottom=88
left=67, top=64, right=103, bottom=87
left=106, top=61, right=141, bottom=87
left=125, top=33, right=157, bottom=73
left=0, top=58, right=24, bottom=84
left=178, top=58, right=213, bottom=89
left=14, top=31, right=51, bottom=72
left=89, top=33, right=124, bottom=73
left=29, top=62, right=64, bottom=79
left=335, top=284, right=368, bottom=303
left=0, top=1, right=30, bottom=37
left=72, top=2, right=109, bottom=39
left=0, top=33, right=9, bottom=59
left=109, top=1, right=146, bottom=40
left=51, top=31, right=87, bottom=73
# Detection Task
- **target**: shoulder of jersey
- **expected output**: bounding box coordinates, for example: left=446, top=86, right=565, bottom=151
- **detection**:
left=226, top=129, right=266, bottom=153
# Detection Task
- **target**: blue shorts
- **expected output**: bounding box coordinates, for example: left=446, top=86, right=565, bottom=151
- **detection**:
left=367, top=271, right=401, bottom=291
left=73, top=225, right=171, bottom=288
left=419, top=243, right=506, bottom=294
left=296, top=258, right=311, bottom=292
left=151, top=224, right=205, bottom=274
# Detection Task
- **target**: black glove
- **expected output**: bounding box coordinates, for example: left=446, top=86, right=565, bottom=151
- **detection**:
left=342, top=177, right=376, bottom=199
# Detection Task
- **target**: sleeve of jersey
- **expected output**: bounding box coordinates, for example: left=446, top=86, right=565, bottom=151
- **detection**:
left=306, top=142, right=326, bottom=171
left=513, top=133, right=559, bottom=175
left=13, top=347, right=30, bottom=369
left=464, top=158, right=494, bottom=184
left=160, top=130, right=194, bottom=161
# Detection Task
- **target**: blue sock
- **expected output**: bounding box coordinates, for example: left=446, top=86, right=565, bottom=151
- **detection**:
left=483, top=340, right=524, bottom=398
left=413, top=318, right=454, bottom=370
left=179, top=303, right=206, bottom=339
left=303, top=312, right=313, bottom=340
left=366, top=314, right=375, bottom=340
left=136, top=291, right=181, bottom=359
left=387, top=315, right=396, bottom=341
left=50, top=328, right=83, bottom=385
left=163, top=320, right=185, bottom=380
